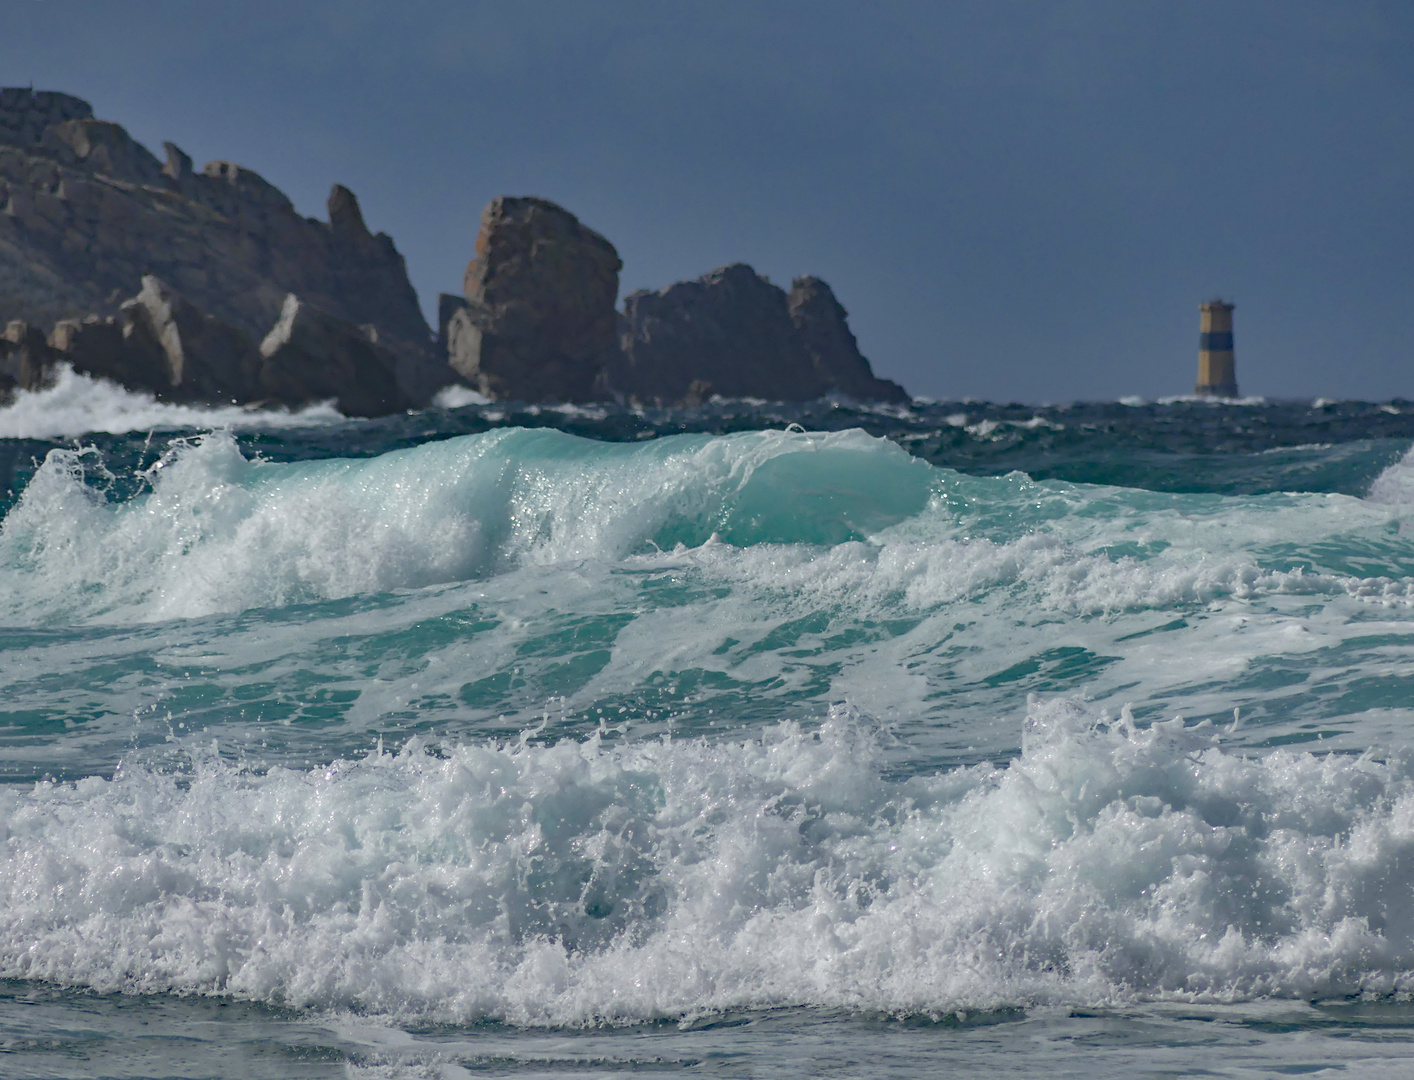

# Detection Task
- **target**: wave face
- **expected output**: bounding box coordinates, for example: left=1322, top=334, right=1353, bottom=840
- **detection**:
left=7, top=402, right=1414, bottom=1049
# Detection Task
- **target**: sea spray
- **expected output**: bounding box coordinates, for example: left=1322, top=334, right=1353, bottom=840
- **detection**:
left=0, top=364, right=344, bottom=439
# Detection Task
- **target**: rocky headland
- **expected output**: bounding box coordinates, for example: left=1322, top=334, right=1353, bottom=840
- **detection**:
left=1, top=89, right=909, bottom=413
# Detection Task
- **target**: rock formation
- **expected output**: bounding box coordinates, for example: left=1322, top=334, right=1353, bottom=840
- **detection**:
left=611, top=265, right=808, bottom=405
left=788, top=276, right=909, bottom=404
left=609, top=264, right=907, bottom=406
left=26, top=272, right=405, bottom=417
left=47, top=311, right=167, bottom=395
left=435, top=205, right=909, bottom=404
left=0, top=87, right=440, bottom=404
left=1, top=89, right=910, bottom=413
left=436, top=292, right=469, bottom=361
left=118, top=275, right=262, bottom=401
left=447, top=197, right=621, bottom=402
left=258, top=294, right=408, bottom=417
left=40, top=275, right=263, bottom=401
left=0, top=320, right=55, bottom=395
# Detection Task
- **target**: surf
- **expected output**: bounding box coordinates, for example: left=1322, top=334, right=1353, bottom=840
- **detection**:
left=5, top=699, right=1414, bottom=1025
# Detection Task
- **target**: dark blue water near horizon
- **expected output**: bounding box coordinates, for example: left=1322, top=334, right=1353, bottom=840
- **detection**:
left=7, top=385, right=1414, bottom=1077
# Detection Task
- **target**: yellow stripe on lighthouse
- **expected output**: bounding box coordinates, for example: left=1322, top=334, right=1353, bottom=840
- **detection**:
left=1196, top=300, right=1238, bottom=398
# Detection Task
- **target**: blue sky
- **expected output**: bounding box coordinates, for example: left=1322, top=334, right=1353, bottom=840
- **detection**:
left=3, top=1, right=1412, bottom=401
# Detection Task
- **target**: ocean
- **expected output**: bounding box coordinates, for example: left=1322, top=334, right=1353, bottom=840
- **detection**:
left=6, top=370, right=1414, bottom=1077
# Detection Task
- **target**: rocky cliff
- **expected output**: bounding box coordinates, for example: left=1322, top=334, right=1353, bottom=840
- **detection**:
left=787, top=276, right=909, bottom=404
left=0, top=89, right=909, bottom=412
left=437, top=198, right=910, bottom=407
left=613, top=264, right=824, bottom=405
left=0, top=88, right=442, bottom=403
left=45, top=274, right=262, bottom=402
left=609, top=262, right=907, bottom=406
left=2, top=273, right=410, bottom=417
left=446, top=197, right=621, bottom=402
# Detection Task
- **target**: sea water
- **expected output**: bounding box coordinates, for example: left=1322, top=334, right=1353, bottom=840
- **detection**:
left=6, top=372, right=1414, bottom=1076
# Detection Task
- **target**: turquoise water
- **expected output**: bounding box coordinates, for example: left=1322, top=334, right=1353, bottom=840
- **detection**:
left=6, top=373, right=1414, bottom=1076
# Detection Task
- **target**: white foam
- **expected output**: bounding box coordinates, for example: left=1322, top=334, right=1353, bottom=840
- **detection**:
left=5, top=700, right=1414, bottom=1024
left=674, top=527, right=1413, bottom=620
left=430, top=385, right=491, bottom=409
left=964, top=416, right=1064, bottom=438
left=0, top=365, right=344, bottom=438
left=1366, top=445, right=1414, bottom=507
left=1155, top=394, right=1270, bottom=406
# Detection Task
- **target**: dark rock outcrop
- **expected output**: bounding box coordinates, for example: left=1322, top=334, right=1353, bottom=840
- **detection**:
left=48, top=311, right=170, bottom=395
left=43, top=275, right=261, bottom=401
left=258, top=294, right=408, bottom=417
left=0, top=320, right=56, bottom=393
left=0, top=87, right=438, bottom=403
left=36, top=276, right=409, bottom=416
left=436, top=292, right=469, bottom=364
left=120, top=275, right=262, bottom=402
left=0, top=89, right=92, bottom=144
left=610, top=264, right=909, bottom=406
left=448, top=196, right=621, bottom=402
left=613, top=264, right=826, bottom=405
left=788, top=276, right=909, bottom=404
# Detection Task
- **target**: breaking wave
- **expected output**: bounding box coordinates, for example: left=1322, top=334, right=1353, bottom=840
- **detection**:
left=0, top=425, right=1411, bottom=625
left=5, top=700, right=1414, bottom=1024
left=0, top=364, right=344, bottom=439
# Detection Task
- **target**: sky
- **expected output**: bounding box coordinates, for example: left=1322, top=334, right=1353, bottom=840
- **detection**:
left=2, top=0, right=1412, bottom=402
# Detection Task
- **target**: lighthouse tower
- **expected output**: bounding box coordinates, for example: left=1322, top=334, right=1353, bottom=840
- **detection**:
left=1196, top=300, right=1237, bottom=398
